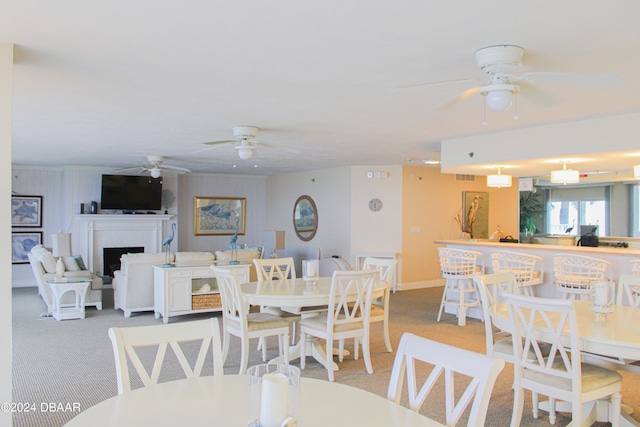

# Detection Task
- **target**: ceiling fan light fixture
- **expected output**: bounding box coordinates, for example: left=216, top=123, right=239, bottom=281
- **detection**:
left=486, top=167, right=512, bottom=188
left=550, top=161, right=579, bottom=185
left=150, top=168, right=162, bottom=179
left=634, top=165, right=640, bottom=179
left=236, top=144, right=255, bottom=160
left=480, top=83, right=519, bottom=111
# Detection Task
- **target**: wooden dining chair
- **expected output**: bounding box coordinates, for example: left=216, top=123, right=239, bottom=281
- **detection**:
left=362, top=256, right=397, bottom=352
left=503, top=292, right=622, bottom=426
left=212, top=266, right=290, bottom=375
left=108, top=317, right=223, bottom=395
left=253, top=257, right=301, bottom=346
left=299, top=269, right=378, bottom=381
left=387, top=332, right=504, bottom=427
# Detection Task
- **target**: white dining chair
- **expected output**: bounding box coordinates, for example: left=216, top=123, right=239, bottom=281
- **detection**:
left=617, top=273, right=640, bottom=308
left=553, top=254, right=611, bottom=300
left=299, top=269, right=378, bottom=382
left=503, top=292, right=622, bottom=427
left=362, top=256, right=397, bottom=352
left=490, top=250, right=543, bottom=296
left=212, top=266, right=290, bottom=375
left=437, top=247, right=484, bottom=326
left=387, top=332, right=504, bottom=427
left=473, top=272, right=520, bottom=362
left=108, top=317, right=224, bottom=395
left=253, top=257, right=301, bottom=345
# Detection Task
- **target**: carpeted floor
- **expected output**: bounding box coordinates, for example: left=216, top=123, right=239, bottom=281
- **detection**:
left=12, top=286, right=639, bottom=426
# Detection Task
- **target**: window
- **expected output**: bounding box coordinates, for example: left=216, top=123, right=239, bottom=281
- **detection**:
left=547, top=186, right=609, bottom=236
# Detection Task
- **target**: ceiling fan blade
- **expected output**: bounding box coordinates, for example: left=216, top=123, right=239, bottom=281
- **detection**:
left=392, top=77, right=479, bottom=92
left=517, top=80, right=558, bottom=107
left=434, top=86, right=481, bottom=110
left=115, top=166, right=145, bottom=172
left=204, top=139, right=237, bottom=146
left=520, top=71, right=621, bottom=87
left=162, top=164, right=191, bottom=173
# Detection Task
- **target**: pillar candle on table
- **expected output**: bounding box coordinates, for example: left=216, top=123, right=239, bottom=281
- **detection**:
left=260, top=372, right=288, bottom=427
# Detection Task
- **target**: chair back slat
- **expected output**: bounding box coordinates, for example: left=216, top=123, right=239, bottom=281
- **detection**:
left=212, top=266, right=248, bottom=328
left=108, top=318, right=223, bottom=395
left=363, top=257, right=396, bottom=285
left=387, top=332, right=505, bottom=427
left=438, top=248, right=484, bottom=278
left=329, top=270, right=378, bottom=327
left=617, top=273, right=640, bottom=308
left=491, top=250, right=543, bottom=286
left=254, top=257, right=296, bottom=281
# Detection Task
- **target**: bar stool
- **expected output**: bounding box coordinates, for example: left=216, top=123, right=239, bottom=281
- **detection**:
left=630, top=259, right=640, bottom=276
left=553, top=254, right=611, bottom=300
left=437, top=248, right=484, bottom=326
left=490, top=250, right=543, bottom=296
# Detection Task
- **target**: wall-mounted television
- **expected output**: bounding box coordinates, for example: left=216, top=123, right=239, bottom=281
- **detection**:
left=100, top=174, right=163, bottom=212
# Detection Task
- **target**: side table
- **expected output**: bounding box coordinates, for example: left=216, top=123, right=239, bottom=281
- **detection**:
left=46, top=279, right=91, bottom=320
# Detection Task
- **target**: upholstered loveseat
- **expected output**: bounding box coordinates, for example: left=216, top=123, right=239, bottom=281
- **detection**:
left=28, top=245, right=103, bottom=314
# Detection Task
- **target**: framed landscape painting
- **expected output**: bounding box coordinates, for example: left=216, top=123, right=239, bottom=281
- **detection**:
left=194, top=197, right=246, bottom=236
left=12, top=232, right=42, bottom=264
left=12, top=195, right=43, bottom=227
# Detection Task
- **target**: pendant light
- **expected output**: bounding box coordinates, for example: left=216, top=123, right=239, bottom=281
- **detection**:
left=550, top=161, right=579, bottom=185
left=486, top=167, right=512, bottom=188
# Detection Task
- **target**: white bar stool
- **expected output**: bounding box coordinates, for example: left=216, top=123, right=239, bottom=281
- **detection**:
left=436, top=248, right=484, bottom=326
left=490, top=250, right=544, bottom=296
left=553, top=254, right=611, bottom=300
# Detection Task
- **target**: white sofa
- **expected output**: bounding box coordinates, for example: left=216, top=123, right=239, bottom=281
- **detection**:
left=113, top=252, right=174, bottom=317
left=28, top=245, right=103, bottom=313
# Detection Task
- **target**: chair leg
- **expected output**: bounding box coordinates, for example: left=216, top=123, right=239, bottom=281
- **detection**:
left=261, top=336, right=268, bottom=362
left=327, top=338, right=334, bottom=382
left=382, top=317, right=393, bottom=352
left=532, top=392, right=539, bottom=419
left=437, top=281, right=449, bottom=322
left=548, top=397, right=556, bottom=424
left=353, top=337, right=360, bottom=360
left=239, top=335, right=250, bottom=375
left=222, top=329, right=230, bottom=365
left=611, top=392, right=622, bottom=427
left=338, top=339, right=345, bottom=362
left=361, top=334, right=373, bottom=374
left=510, top=386, right=525, bottom=427
left=457, top=286, right=467, bottom=327
left=282, top=331, right=290, bottom=364
left=300, top=331, right=307, bottom=370
left=571, top=400, right=581, bottom=427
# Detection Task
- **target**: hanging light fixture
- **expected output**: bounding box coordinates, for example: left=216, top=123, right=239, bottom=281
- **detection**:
left=486, top=167, right=512, bottom=188
left=235, top=140, right=255, bottom=160
left=550, top=161, right=580, bottom=184
left=634, top=165, right=640, bottom=179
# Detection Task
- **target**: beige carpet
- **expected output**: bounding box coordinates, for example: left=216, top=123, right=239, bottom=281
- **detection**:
left=12, top=286, right=639, bottom=426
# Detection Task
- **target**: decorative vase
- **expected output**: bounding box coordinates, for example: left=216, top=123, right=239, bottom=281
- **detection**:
left=461, top=232, right=471, bottom=240
left=56, top=257, right=65, bottom=278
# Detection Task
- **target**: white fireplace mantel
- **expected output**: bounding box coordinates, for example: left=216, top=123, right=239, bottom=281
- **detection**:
left=72, top=214, right=174, bottom=275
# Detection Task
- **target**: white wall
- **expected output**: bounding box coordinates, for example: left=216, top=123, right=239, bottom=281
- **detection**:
left=350, top=165, right=403, bottom=259
left=1, top=41, right=12, bottom=427
left=177, top=173, right=268, bottom=252
left=266, top=167, right=352, bottom=260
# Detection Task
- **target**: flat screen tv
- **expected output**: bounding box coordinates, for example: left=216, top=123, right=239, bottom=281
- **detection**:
left=100, top=174, right=163, bottom=212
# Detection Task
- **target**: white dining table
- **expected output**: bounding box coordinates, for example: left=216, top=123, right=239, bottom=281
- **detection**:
left=492, top=300, right=640, bottom=427
left=240, top=277, right=386, bottom=371
left=63, top=375, right=445, bottom=427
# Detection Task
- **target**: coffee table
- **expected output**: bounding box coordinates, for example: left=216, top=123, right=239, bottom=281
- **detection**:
left=46, top=278, right=91, bottom=320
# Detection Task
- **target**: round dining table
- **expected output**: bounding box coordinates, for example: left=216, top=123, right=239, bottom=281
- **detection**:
left=63, top=375, right=445, bottom=427
left=240, top=277, right=386, bottom=370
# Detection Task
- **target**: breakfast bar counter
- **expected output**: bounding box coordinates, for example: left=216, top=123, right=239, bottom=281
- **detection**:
left=434, top=239, right=640, bottom=298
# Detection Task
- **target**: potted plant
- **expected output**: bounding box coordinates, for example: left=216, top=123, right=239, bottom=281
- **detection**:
left=519, top=191, right=544, bottom=235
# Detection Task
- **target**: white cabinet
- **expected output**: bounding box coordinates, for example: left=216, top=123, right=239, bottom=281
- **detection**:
left=153, top=263, right=250, bottom=323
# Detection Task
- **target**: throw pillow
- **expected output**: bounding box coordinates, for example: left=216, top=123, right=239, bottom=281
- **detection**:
left=31, top=245, right=57, bottom=273
left=62, top=256, right=80, bottom=271
left=71, top=255, right=87, bottom=270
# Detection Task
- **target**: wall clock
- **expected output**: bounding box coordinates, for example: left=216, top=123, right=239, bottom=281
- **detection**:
left=368, top=198, right=383, bottom=212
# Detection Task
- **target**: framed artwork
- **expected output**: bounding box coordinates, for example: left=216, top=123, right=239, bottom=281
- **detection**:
left=462, top=191, right=489, bottom=239
left=194, top=197, right=246, bottom=236
left=12, top=232, right=42, bottom=264
left=12, top=195, right=43, bottom=227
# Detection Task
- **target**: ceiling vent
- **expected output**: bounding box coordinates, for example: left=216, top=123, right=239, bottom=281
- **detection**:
left=455, top=174, right=476, bottom=182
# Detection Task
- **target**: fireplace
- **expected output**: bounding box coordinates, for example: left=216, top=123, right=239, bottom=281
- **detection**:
left=103, top=246, right=144, bottom=277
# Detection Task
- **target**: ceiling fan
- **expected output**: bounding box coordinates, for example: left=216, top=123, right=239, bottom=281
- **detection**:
left=402, top=45, right=621, bottom=113
left=115, top=155, right=191, bottom=178
left=196, top=125, right=261, bottom=159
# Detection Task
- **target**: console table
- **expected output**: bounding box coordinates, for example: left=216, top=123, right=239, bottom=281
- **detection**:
left=153, top=262, right=250, bottom=323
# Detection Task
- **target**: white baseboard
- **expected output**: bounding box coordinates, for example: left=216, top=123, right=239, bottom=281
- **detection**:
left=397, top=279, right=444, bottom=291
left=12, top=279, right=36, bottom=288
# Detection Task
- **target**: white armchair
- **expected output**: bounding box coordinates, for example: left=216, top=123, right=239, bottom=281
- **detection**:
left=28, top=245, right=103, bottom=314
left=113, top=252, right=173, bottom=317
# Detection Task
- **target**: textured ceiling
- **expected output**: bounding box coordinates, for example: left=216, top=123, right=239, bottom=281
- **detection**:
left=3, top=1, right=640, bottom=177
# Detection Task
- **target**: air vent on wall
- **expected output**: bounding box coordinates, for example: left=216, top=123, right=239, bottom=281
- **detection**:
left=455, top=174, right=476, bottom=182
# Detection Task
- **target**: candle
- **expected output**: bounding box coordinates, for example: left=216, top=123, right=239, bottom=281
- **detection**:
left=594, top=283, right=608, bottom=307
left=260, top=373, right=288, bottom=427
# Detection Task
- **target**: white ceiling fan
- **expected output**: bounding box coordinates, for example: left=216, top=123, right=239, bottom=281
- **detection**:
left=196, top=125, right=261, bottom=159
left=399, top=45, right=621, bottom=113
left=115, top=155, right=191, bottom=178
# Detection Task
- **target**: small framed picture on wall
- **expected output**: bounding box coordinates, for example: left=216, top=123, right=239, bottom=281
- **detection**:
left=12, top=232, right=42, bottom=264
left=11, top=195, right=43, bottom=228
